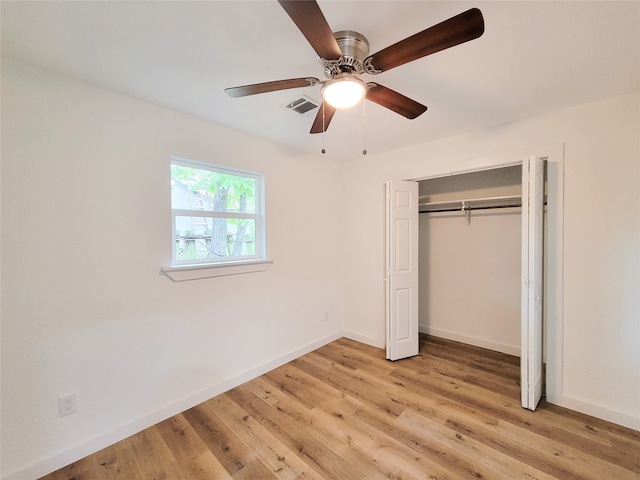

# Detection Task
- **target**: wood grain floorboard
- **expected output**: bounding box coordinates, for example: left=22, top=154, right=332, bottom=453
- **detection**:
left=39, top=335, right=640, bottom=480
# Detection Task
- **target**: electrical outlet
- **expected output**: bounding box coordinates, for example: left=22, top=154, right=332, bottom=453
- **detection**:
left=59, top=393, right=77, bottom=417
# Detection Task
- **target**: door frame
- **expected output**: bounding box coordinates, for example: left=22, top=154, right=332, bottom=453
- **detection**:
left=396, top=144, right=564, bottom=405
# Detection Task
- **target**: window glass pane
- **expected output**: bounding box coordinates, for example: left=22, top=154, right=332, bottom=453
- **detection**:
left=171, top=164, right=256, bottom=214
left=175, top=216, right=256, bottom=262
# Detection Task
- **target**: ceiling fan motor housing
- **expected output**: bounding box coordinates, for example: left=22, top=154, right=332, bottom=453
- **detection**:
left=322, top=30, right=370, bottom=78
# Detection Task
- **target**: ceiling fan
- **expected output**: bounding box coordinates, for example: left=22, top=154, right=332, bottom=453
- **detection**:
left=225, top=1, right=484, bottom=135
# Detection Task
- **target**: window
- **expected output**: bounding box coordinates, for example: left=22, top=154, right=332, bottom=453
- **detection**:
left=170, top=157, right=265, bottom=267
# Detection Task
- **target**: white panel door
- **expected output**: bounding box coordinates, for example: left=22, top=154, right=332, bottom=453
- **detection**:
left=385, top=180, right=419, bottom=361
left=521, top=156, right=545, bottom=410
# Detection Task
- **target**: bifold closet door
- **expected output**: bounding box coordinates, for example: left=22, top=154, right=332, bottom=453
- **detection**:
left=385, top=180, right=419, bottom=361
left=521, top=155, right=544, bottom=411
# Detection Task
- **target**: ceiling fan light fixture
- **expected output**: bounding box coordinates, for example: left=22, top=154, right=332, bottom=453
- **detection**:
left=322, top=75, right=366, bottom=109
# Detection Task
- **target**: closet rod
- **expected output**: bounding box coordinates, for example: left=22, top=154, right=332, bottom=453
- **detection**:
left=419, top=194, right=522, bottom=214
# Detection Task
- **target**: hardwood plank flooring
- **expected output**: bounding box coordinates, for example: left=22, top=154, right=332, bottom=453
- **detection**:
left=39, top=335, right=640, bottom=479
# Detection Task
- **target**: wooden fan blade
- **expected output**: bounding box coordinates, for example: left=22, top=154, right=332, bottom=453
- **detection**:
left=366, top=83, right=427, bottom=119
left=365, top=8, right=484, bottom=73
left=278, top=0, right=342, bottom=60
left=310, top=101, right=337, bottom=134
left=225, top=77, right=319, bottom=97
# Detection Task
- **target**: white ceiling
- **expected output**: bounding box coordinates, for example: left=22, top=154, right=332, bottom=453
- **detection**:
left=2, top=1, right=639, bottom=161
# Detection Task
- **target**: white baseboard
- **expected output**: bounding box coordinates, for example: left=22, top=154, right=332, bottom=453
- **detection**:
left=420, top=325, right=521, bottom=357
left=552, top=395, right=640, bottom=432
left=342, top=330, right=384, bottom=349
left=4, top=332, right=343, bottom=480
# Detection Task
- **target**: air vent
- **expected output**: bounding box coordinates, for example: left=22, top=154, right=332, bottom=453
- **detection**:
left=284, top=95, right=319, bottom=115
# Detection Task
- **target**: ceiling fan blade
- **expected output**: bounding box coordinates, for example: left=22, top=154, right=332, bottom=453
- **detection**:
left=366, top=83, right=427, bottom=119
left=278, top=0, right=342, bottom=60
left=225, top=77, right=319, bottom=97
left=310, top=101, right=337, bottom=134
left=365, top=8, right=484, bottom=73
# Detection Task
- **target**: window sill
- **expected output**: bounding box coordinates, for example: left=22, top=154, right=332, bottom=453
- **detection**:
left=161, top=259, right=273, bottom=282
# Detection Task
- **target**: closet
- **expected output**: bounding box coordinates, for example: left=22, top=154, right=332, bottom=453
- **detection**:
left=417, top=165, right=525, bottom=357
left=386, top=154, right=554, bottom=410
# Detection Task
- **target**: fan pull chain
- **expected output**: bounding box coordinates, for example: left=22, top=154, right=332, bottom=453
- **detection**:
left=362, top=97, right=367, bottom=155
left=321, top=101, right=326, bottom=154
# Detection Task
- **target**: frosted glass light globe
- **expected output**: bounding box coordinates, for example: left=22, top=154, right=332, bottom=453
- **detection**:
left=322, top=76, right=366, bottom=109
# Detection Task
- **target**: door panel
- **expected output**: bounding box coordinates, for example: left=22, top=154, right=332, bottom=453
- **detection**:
left=521, top=156, right=545, bottom=410
left=385, top=180, right=419, bottom=361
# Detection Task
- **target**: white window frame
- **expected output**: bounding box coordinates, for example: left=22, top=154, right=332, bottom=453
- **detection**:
left=162, top=157, right=271, bottom=281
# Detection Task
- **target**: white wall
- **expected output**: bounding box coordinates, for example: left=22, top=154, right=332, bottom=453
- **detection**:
left=343, top=93, right=640, bottom=430
left=0, top=61, right=346, bottom=478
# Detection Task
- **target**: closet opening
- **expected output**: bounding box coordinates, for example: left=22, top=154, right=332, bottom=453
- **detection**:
left=385, top=147, right=563, bottom=410
left=418, top=164, right=528, bottom=359
left=418, top=165, right=522, bottom=356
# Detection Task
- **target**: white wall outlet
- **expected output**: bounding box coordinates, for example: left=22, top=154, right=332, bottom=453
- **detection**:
left=324, top=311, right=329, bottom=322
left=59, top=393, right=77, bottom=417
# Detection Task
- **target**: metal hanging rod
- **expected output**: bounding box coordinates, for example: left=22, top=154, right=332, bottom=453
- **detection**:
left=419, top=195, right=522, bottom=214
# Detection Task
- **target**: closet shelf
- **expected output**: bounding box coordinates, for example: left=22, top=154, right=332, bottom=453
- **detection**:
left=419, top=195, right=522, bottom=213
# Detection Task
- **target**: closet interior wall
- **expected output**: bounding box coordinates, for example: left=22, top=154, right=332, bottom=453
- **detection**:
left=418, top=165, right=523, bottom=356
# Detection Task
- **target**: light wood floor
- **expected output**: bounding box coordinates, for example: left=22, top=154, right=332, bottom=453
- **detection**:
left=40, top=335, right=640, bottom=479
